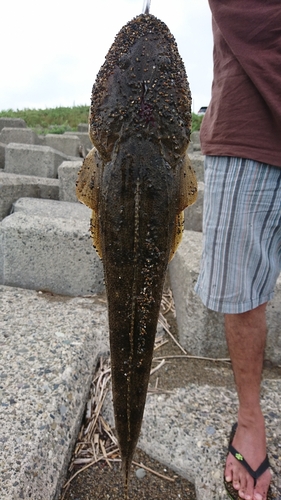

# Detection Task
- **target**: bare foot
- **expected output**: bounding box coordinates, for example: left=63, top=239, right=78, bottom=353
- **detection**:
left=224, top=414, right=272, bottom=500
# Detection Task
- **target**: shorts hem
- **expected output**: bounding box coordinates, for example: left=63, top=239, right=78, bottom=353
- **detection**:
left=194, top=285, right=274, bottom=314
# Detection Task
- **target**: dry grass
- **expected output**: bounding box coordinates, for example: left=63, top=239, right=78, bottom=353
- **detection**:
left=60, top=289, right=230, bottom=499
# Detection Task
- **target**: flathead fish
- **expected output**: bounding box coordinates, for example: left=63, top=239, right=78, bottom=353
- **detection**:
left=76, top=10, right=197, bottom=497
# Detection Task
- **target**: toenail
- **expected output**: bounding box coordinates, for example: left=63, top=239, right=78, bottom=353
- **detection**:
left=254, top=494, right=263, bottom=500
left=225, top=475, right=231, bottom=482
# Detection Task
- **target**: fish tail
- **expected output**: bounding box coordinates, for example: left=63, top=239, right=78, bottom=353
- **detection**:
left=123, top=463, right=130, bottom=499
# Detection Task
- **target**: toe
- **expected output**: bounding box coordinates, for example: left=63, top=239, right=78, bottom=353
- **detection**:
left=239, top=474, right=253, bottom=500
left=224, top=457, right=233, bottom=483
left=253, top=494, right=263, bottom=500
left=231, top=467, right=241, bottom=491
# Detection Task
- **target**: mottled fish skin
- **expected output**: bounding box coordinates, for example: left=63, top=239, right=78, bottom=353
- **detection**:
left=76, top=13, right=197, bottom=496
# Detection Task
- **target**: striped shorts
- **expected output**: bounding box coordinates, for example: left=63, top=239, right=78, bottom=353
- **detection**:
left=194, top=156, right=281, bottom=314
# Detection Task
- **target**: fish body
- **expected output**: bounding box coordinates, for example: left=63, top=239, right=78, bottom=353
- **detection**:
left=76, top=12, right=197, bottom=495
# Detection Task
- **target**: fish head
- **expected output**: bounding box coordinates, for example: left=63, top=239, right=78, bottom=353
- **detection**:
left=90, top=14, right=192, bottom=167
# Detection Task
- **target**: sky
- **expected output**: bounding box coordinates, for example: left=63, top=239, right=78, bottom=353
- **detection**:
left=1, top=0, right=213, bottom=113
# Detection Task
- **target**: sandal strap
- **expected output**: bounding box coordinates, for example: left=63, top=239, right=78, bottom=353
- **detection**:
left=229, top=443, right=270, bottom=483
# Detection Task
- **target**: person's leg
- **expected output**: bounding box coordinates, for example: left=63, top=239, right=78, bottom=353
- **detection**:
left=194, top=157, right=281, bottom=499
left=224, top=304, right=272, bottom=500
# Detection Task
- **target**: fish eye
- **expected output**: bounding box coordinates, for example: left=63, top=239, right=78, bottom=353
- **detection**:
left=119, top=54, right=131, bottom=69
left=157, top=55, right=171, bottom=70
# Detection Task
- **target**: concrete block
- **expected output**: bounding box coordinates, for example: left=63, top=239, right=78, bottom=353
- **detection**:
left=265, top=279, right=281, bottom=365
left=190, top=131, right=200, bottom=144
left=0, top=117, right=27, bottom=131
left=0, top=229, right=3, bottom=283
left=12, top=197, right=91, bottom=221
left=190, top=131, right=201, bottom=151
left=0, top=285, right=109, bottom=500
left=184, top=181, right=204, bottom=232
left=58, top=160, right=83, bottom=202
left=36, top=134, right=46, bottom=146
left=5, top=143, right=70, bottom=178
left=64, top=131, right=92, bottom=155
left=44, top=134, right=80, bottom=157
left=189, top=153, right=204, bottom=182
left=169, top=230, right=281, bottom=364
left=169, top=231, right=226, bottom=358
left=0, top=142, right=5, bottom=169
left=78, top=123, right=89, bottom=132
left=0, top=212, right=103, bottom=296
left=0, top=171, right=59, bottom=221
left=0, top=127, right=39, bottom=145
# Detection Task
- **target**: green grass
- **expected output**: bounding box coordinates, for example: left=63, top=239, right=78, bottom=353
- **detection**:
left=0, top=105, right=203, bottom=135
left=191, top=113, right=204, bottom=132
left=0, top=105, right=89, bottom=135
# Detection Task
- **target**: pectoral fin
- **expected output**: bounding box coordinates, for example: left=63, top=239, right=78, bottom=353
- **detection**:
left=178, top=152, right=198, bottom=211
left=169, top=153, right=198, bottom=261
left=169, top=211, right=185, bottom=261
left=76, top=147, right=103, bottom=258
left=76, top=147, right=101, bottom=210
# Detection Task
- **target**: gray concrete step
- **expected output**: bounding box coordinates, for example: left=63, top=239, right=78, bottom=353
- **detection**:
left=43, top=134, right=81, bottom=158
left=0, top=171, right=59, bottom=221
left=0, top=117, right=27, bottom=131
left=140, top=380, right=281, bottom=499
left=58, top=160, right=83, bottom=202
left=0, top=199, right=103, bottom=296
left=0, top=127, right=40, bottom=145
left=0, top=285, right=109, bottom=500
left=5, top=143, right=73, bottom=178
left=188, top=152, right=204, bottom=182
left=184, top=180, right=204, bottom=232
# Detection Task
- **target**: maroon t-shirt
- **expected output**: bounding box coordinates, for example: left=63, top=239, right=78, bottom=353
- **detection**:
left=200, top=0, right=281, bottom=167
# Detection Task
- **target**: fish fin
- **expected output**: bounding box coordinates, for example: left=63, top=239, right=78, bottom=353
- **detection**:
left=169, top=211, right=185, bottom=261
left=169, top=153, right=197, bottom=261
left=76, top=147, right=102, bottom=211
left=76, top=147, right=103, bottom=258
left=90, top=209, right=102, bottom=259
left=178, top=152, right=198, bottom=211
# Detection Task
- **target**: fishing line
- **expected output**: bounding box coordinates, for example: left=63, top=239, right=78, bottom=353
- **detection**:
left=142, top=0, right=151, bottom=14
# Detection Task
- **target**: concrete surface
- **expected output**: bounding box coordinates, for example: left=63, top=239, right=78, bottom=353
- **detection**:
left=0, top=117, right=27, bottom=131
left=12, top=197, right=91, bottom=220
left=0, top=142, right=5, bottom=169
left=0, top=285, right=109, bottom=500
left=5, top=143, right=71, bottom=178
left=189, top=153, right=204, bottom=182
left=58, top=160, right=83, bottom=202
left=0, top=210, right=103, bottom=296
left=78, top=123, right=89, bottom=133
left=169, top=230, right=281, bottom=365
left=63, top=131, right=92, bottom=154
left=190, top=131, right=202, bottom=152
left=1, top=284, right=280, bottom=500
left=44, top=134, right=80, bottom=157
left=184, top=181, right=204, bottom=232
left=0, top=171, right=59, bottom=221
left=1, top=125, right=280, bottom=500
left=140, top=381, right=281, bottom=499
left=0, top=127, right=40, bottom=145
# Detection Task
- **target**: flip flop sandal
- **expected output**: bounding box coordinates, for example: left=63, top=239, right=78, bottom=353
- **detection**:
left=224, top=423, right=273, bottom=500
